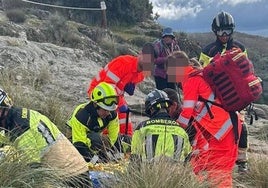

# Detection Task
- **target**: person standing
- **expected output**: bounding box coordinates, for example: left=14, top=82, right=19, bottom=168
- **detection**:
left=130, top=89, right=191, bottom=163
left=173, top=50, right=242, bottom=188
left=199, top=11, right=249, bottom=173
left=153, top=27, right=180, bottom=90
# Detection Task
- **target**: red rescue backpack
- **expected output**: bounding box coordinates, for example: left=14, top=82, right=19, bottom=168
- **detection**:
left=202, top=48, right=262, bottom=112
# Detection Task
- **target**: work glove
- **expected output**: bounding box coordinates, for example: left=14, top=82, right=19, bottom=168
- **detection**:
left=124, top=82, right=135, bottom=96
left=119, top=104, right=129, bottom=113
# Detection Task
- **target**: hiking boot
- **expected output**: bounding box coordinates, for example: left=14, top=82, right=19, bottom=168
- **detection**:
left=236, top=161, right=249, bottom=173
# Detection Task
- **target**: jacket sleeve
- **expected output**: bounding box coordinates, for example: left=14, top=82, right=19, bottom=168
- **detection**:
left=178, top=77, right=203, bottom=128
left=130, top=127, right=144, bottom=156
left=66, top=104, right=91, bottom=148
left=106, top=115, right=119, bottom=146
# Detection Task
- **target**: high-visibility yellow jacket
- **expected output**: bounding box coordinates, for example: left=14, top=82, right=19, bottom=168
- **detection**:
left=131, top=112, right=191, bottom=162
left=66, top=102, right=119, bottom=151
left=2, top=107, right=61, bottom=162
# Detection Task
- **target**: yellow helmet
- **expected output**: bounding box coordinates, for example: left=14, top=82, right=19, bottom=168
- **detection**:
left=90, top=82, right=119, bottom=111
left=0, top=88, right=13, bottom=107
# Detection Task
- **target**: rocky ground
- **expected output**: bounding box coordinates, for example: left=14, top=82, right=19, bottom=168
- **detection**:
left=0, top=8, right=267, bottom=187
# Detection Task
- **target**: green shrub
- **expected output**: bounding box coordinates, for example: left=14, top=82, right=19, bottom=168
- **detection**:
left=6, top=9, right=26, bottom=23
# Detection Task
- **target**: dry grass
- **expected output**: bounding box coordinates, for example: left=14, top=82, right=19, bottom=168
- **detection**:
left=104, top=159, right=209, bottom=188
left=0, top=68, right=69, bottom=132
left=234, top=153, right=268, bottom=188
left=0, top=146, right=67, bottom=187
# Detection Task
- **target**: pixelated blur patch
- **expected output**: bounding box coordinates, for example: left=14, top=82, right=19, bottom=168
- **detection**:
left=167, top=56, right=189, bottom=82
left=167, top=67, right=187, bottom=82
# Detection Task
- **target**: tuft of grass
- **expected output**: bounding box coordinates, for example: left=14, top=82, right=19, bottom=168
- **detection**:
left=105, top=159, right=209, bottom=188
left=0, top=146, right=67, bottom=187
left=234, top=154, right=268, bottom=188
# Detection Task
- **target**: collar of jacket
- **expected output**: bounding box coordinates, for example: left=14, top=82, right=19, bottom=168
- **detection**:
left=216, top=37, right=233, bottom=48
left=151, top=112, right=171, bottom=119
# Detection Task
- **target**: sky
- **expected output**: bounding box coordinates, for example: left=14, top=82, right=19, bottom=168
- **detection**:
left=149, top=0, right=268, bottom=37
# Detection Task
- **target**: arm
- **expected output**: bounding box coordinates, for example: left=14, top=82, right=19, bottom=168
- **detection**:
left=106, top=114, right=119, bottom=146
left=178, top=77, right=200, bottom=128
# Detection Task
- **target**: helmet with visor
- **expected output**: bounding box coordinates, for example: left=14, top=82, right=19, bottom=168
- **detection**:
left=90, top=82, right=119, bottom=111
left=212, top=11, right=235, bottom=36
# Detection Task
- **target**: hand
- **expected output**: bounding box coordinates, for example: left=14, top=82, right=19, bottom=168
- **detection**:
left=124, top=82, right=135, bottom=95
left=119, top=105, right=129, bottom=113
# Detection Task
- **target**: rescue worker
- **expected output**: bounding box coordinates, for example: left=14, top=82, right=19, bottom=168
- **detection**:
left=67, top=82, right=120, bottom=163
left=175, top=51, right=242, bottom=188
left=199, top=11, right=249, bottom=173
left=153, top=27, right=181, bottom=90
left=130, top=89, right=191, bottom=163
left=0, top=88, right=89, bottom=187
left=87, top=44, right=154, bottom=153
left=162, top=88, right=182, bottom=121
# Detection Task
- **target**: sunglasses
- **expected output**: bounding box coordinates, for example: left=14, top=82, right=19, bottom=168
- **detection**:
left=216, top=29, right=233, bottom=36
left=96, top=96, right=119, bottom=106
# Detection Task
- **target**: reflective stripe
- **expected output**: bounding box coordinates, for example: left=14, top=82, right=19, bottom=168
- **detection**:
left=195, top=92, right=215, bottom=122
left=178, top=115, right=190, bottom=127
left=214, top=118, right=232, bottom=140
left=203, top=143, right=209, bottom=151
left=192, top=149, right=199, bottom=155
left=145, top=135, right=153, bottom=160
left=95, top=72, right=101, bottom=82
left=173, top=136, right=183, bottom=160
left=37, top=120, right=55, bottom=144
left=194, top=92, right=232, bottom=140
left=119, top=118, right=127, bottom=125
left=106, top=70, right=120, bottom=83
left=183, top=100, right=196, bottom=108
left=192, top=139, right=197, bottom=146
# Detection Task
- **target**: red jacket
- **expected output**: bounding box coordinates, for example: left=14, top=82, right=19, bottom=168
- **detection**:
left=87, top=55, right=144, bottom=136
left=88, top=55, right=144, bottom=96
left=178, top=67, right=234, bottom=141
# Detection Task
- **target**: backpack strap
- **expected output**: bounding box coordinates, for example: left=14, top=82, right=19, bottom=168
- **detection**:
left=198, top=96, right=239, bottom=144
left=197, top=96, right=223, bottom=119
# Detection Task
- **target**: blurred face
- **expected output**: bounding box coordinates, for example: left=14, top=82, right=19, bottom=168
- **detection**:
left=97, top=108, right=111, bottom=118
left=162, top=35, right=174, bottom=45
left=138, top=53, right=154, bottom=76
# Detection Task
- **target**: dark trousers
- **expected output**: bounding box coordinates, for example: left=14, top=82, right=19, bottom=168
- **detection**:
left=154, top=76, right=177, bottom=90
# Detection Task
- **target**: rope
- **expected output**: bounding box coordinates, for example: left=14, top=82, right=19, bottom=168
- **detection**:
left=20, top=0, right=103, bottom=11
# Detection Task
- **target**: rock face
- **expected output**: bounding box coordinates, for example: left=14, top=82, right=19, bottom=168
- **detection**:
left=0, top=35, right=103, bottom=103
